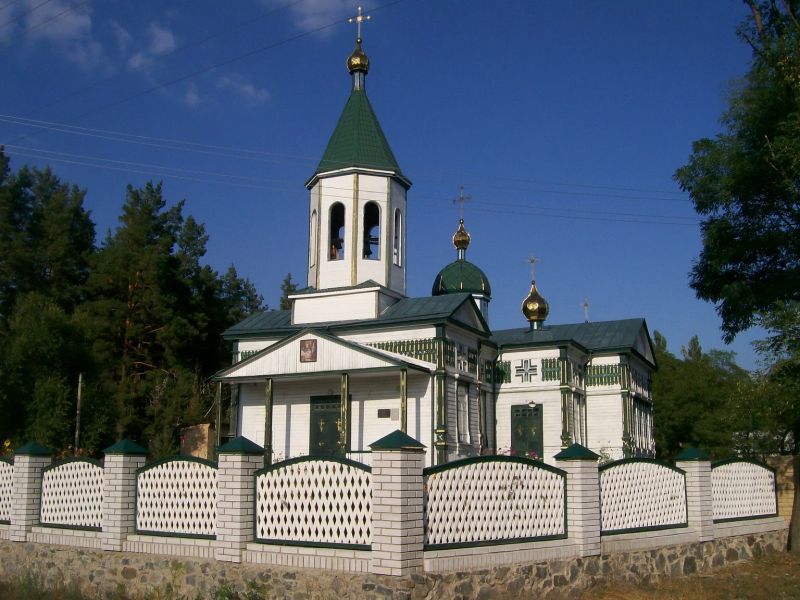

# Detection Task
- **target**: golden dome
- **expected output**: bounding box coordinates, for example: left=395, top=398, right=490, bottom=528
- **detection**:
left=347, top=38, right=370, bottom=74
left=453, top=218, right=471, bottom=251
left=522, top=280, right=549, bottom=324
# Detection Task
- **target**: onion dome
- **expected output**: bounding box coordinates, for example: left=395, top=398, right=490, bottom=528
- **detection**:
left=432, top=261, right=492, bottom=296
left=522, top=280, right=549, bottom=328
left=347, top=38, right=369, bottom=74
left=453, top=218, right=470, bottom=251
left=432, top=219, right=491, bottom=297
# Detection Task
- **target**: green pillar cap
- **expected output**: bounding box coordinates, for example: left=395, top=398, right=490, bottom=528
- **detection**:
left=103, top=439, right=148, bottom=455
left=369, top=430, right=426, bottom=451
left=675, top=447, right=710, bottom=461
left=217, top=436, right=264, bottom=455
left=15, top=441, right=52, bottom=456
left=554, top=443, right=600, bottom=461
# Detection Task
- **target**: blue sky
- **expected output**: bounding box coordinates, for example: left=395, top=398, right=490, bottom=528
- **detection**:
left=0, top=0, right=765, bottom=368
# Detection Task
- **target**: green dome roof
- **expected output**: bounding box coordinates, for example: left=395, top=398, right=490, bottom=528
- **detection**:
left=432, top=260, right=492, bottom=297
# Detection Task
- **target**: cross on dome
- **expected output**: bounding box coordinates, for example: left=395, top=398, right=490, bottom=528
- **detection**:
left=348, top=5, right=372, bottom=40
left=453, top=186, right=471, bottom=221
left=527, top=255, right=542, bottom=281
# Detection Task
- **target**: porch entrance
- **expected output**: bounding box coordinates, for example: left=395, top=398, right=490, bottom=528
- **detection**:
left=309, top=395, right=342, bottom=456
left=511, top=404, right=543, bottom=459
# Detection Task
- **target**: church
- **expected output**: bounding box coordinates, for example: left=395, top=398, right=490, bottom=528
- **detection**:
left=214, top=28, right=656, bottom=467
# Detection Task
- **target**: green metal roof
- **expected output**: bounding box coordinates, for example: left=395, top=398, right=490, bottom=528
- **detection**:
left=223, top=293, right=478, bottom=339
left=432, top=259, right=492, bottom=297
left=311, top=89, right=407, bottom=184
left=491, top=318, right=649, bottom=354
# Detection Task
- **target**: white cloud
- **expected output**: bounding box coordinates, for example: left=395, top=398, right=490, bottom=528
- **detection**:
left=109, top=19, right=132, bottom=54
left=264, top=0, right=372, bottom=33
left=18, top=0, right=106, bottom=69
left=127, top=22, right=177, bottom=71
left=216, top=74, right=270, bottom=107
left=147, top=23, right=175, bottom=56
left=185, top=83, right=200, bottom=108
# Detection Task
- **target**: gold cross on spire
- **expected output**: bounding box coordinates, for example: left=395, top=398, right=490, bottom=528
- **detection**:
left=528, top=255, right=541, bottom=281
left=349, top=6, right=371, bottom=40
left=581, top=297, right=590, bottom=322
left=453, top=186, right=471, bottom=220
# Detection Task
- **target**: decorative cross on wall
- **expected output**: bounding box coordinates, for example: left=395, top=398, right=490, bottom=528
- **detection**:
left=515, top=359, right=538, bottom=382
left=348, top=5, right=371, bottom=39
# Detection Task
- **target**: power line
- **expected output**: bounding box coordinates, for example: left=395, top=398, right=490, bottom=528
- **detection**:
left=7, top=0, right=90, bottom=40
left=14, top=0, right=306, bottom=120
left=6, top=145, right=699, bottom=227
left=0, top=113, right=692, bottom=204
left=0, top=0, right=54, bottom=30
left=4, top=0, right=407, bottom=149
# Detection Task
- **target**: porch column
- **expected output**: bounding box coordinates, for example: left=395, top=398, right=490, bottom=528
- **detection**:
left=340, top=373, right=350, bottom=452
left=263, top=378, right=273, bottom=465
left=229, top=383, right=240, bottom=437
left=215, top=381, right=223, bottom=448
left=399, top=369, right=408, bottom=433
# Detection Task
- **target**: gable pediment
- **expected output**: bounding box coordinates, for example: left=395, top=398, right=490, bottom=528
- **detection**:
left=216, top=329, right=423, bottom=380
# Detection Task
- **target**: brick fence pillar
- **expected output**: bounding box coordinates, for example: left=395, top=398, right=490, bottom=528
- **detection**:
left=555, top=443, right=601, bottom=557
left=214, top=436, right=264, bottom=563
left=9, top=441, right=51, bottom=542
left=676, top=447, right=715, bottom=542
left=369, top=430, right=425, bottom=576
left=101, top=439, right=148, bottom=551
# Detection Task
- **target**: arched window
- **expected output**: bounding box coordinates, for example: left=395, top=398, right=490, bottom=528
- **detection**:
left=309, top=210, right=317, bottom=267
left=363, top=202, right=380, bottom=260
left=329, top=203, right=345, bottom=260
left=393, top=209, right=402, bottom=266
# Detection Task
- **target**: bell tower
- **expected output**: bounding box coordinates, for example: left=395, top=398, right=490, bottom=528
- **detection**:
left=304, top=11, right=411, bottom=295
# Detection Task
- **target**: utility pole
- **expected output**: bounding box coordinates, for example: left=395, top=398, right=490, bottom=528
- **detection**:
left=74, top=373, right=83, bottom=454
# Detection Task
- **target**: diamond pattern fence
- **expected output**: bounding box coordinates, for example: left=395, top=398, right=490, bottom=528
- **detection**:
left=255, top=457, right=372, bottom=548
left=424, top=456, right=566, bottom=549
left=712, top=459, right=777, bottom=522
left=600, top=458, right=687, bottom=534
left=136, top=457, right=217, bottom=538
left=40, top=458, right=104, bottom=530
left=0, top=458, right=12, bottom=524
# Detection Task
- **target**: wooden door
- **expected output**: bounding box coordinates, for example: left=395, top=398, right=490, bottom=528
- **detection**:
left=309, top=396, right=342, bottom=456
left=511, top=404, right=544, bottom=459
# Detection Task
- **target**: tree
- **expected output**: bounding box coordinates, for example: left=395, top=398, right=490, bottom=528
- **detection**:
left=652, top=332, right=754, bottom=459
left=279, top=273, right=298, bottom=310
left=674, top=1, right=800, bottom=343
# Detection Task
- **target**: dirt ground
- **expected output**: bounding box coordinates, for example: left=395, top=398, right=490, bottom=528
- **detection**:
left=577, top=550, right=800, bottom=600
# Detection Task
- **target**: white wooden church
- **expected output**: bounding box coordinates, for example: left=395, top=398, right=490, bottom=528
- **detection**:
left=215, top=32, right=656, bottom=466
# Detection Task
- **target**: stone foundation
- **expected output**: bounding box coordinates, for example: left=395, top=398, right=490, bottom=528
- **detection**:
left=0, top=529, right=788, bottom=599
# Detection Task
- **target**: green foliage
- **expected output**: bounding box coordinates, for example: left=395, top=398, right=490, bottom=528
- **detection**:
left=653, top=332, right=755, bottom=459
left=279, top=272, right=297, bottom=310
left=675, top=2, right=800, bottom=343
left=0, top=149, right=264, bottom=456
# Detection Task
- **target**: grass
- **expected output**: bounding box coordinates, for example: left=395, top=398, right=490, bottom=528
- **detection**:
left=578, top=551, right=800, bottom=600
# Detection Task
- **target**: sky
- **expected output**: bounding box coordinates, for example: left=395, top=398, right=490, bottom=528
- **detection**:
left=0, top=0, right=767, bottom=369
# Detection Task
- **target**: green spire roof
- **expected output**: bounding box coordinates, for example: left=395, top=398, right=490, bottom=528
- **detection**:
left=310, top=89, right=408, bottom=187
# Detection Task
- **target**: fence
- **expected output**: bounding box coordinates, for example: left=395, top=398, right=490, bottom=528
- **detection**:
left=599, top=458, right=687, bottom=534
left=424, top=456, right=566, bottom=548
left=0, top=458, right=12, bottom=524
left=0, top=435, right=787, bottom=575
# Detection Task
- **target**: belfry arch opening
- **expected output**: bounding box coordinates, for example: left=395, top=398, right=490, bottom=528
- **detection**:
left=363, top=202, right=380, bottom=260
left=329, top=202, right=345, bottom=260
left=393, top=208, right=402, bottom=266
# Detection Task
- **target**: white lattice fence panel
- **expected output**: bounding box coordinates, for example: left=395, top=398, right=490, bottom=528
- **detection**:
left=0, top=460, right=12, bottom=523
left=256, top=459, right=371, bottom=546
left=40, top=459, right=103, bottom=529
left=425, top=458, right=566, bottom=547
left=712, top=461, right=776, bottom=521
left=136, top=459, right=217, bottom=537
left=600, top=460, right=686, bottom=533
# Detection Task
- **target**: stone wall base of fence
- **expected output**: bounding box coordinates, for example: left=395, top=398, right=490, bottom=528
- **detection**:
left=0, top=529, right=788, bottom=599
